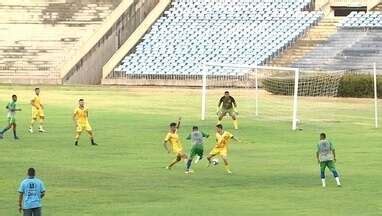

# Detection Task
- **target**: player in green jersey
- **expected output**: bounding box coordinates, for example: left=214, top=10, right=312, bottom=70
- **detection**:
left=316, top=133, right=341, bottom=187
left=185, top=126, right=209, bottom=174
left=0, top=95, right=22, bottom=139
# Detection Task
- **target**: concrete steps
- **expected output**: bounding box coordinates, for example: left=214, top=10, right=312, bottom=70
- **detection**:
left=269, top=17, right=342, bottom=67
left=0, top=0, right=121, bottom=80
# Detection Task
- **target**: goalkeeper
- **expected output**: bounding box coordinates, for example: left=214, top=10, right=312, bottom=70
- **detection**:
left=216, top=91, right=239, bottom=130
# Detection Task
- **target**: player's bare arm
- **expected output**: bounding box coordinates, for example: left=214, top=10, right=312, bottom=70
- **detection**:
left=31, top=99, right=39, bottom=109
left=316, top=151, right=320, bottom=163
left=186, top=134, right=191, bottom=140
left=176, top=117, right=181, bottom=129
left=332, top=149, right=336, bottom=162
left=232, top=136, right=240, bottom=142
left=218, top=98, right=223, bottom=107
left=232, top=98, right=237, bottom=108
left=72, top=113, right=77, bottom=124
left=163, top=141, right=170, bottom=153
left=217, top=98, right=223, bottom=113
left=18, top=192, right=23, bottom=213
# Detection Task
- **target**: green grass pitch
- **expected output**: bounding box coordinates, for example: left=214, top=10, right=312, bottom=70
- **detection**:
left=0, top=85, right=381, bottom=215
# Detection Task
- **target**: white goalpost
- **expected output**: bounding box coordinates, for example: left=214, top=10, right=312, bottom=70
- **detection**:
left=200, top=62, right=300, bottom=130
left=373, top=62, right=378, bottom=128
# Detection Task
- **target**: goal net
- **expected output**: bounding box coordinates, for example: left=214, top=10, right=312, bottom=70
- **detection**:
left=201, top=63, right=344, bottom=130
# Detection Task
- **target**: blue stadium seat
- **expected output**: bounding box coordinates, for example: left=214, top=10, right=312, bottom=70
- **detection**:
left=338, top=11, right=382, bottom=29
left=116, top=0, right=322, bottom=76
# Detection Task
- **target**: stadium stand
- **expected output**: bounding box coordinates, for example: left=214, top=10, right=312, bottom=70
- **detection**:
left=270, top=17, right=341, bottom=67
left=338, top=11, right=382, bottom=29
left=292, top=30, right=381, bottom=70
left=292, top=7, right=382, bottom=70
left=113, top=0, right=323, bottom=77
left=0, top=0, right=121, bottom=82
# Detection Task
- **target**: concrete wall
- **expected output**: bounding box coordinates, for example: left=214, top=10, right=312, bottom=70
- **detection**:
left=315, top=0, right=381, bottom=16
left=329, top=0, right=381, bottom=9
left=314, top=0, right=333, bottom=15
left=61, top=0, right=160, bottom=84
left=315, top=0, right=330, bottom=10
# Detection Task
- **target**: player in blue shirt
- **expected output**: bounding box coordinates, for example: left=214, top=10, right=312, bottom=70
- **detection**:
left=18, top=168, right=46, bottom=216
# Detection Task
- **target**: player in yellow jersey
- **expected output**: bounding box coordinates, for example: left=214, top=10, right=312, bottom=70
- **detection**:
left=207, top=124, right=240, bottom=174
left=29, top=88, right=47, bottom=133
left=163, top=117, right=188, bottom=170
left=73, top=99, right=97, bottom=146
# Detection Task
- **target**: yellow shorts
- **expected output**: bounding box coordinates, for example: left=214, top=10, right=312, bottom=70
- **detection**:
left=32, top=109, right=45, bottom=119
left=76, top=122, right=92, bottom=132
left=172, top=146, right=184, bottom=156
left=209, top=147, right=228, bottom=157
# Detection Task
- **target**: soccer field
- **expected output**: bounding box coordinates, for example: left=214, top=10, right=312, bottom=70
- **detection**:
left=0, top=85, right=381, bottom=216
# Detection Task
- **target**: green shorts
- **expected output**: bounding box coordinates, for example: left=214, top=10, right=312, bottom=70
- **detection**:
left=221, top=108, right=235, bottom=116
left=7, top=116, right=16, bottom=124
left=190, top=145, right=203, bottom=159
left=320, top=160, right=336, bottom=172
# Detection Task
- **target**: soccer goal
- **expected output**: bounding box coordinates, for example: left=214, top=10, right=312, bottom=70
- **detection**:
left=200, top=62, right=345, bottom=130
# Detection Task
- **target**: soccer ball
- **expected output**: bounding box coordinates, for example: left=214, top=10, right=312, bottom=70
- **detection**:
left=211, top=158, right=219, bottom=166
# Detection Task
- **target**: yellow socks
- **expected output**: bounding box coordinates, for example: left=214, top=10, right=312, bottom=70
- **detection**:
left=233, top=120, right=238, bottom=129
